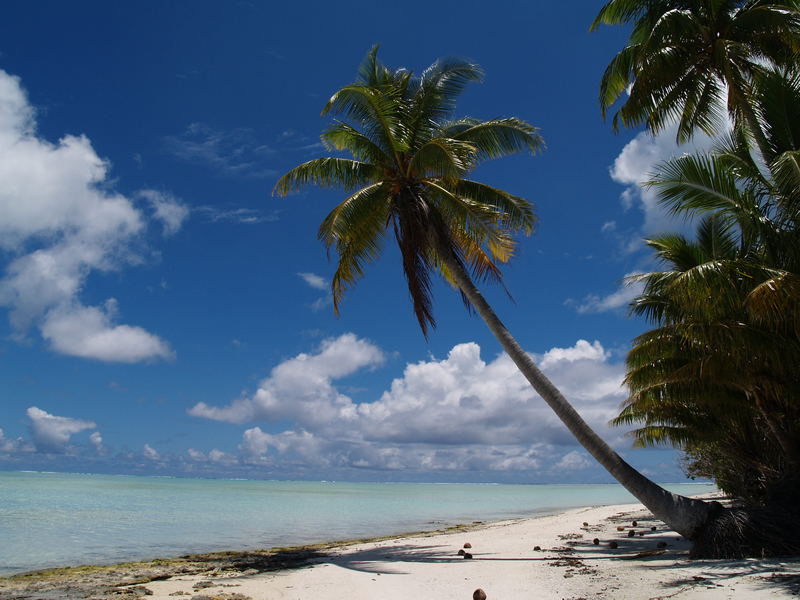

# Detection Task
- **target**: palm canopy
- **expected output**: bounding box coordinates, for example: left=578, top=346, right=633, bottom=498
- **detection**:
left=591, top=0, right=800, bottom=150
left=274, top=47, right=543, bottom=335
left=616, top=66, right=800, bottom=487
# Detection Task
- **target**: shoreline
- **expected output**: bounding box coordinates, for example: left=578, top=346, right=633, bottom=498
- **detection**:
left=3, top=495, right=799, bottom=599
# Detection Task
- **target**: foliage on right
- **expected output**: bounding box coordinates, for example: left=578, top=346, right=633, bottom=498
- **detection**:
left=594, top=0, right=800, bottom=556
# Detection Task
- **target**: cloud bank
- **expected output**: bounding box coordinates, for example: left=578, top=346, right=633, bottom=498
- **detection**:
left=190, top=334, right=629, bottom=475
left=0, top=69, right=185, bottom=362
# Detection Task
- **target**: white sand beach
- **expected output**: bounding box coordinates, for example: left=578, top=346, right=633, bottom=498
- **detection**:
left=139, top=499, right=800, bottom=600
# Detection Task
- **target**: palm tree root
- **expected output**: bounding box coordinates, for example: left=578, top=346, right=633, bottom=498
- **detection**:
left=690, top=503, right=800, bottom=559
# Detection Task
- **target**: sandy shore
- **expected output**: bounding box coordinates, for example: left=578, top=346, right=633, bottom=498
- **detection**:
left=3, top=498, right=799, bottom=599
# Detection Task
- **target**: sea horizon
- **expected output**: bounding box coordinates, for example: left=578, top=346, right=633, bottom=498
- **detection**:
left=1, top=470, right=716, bottom=577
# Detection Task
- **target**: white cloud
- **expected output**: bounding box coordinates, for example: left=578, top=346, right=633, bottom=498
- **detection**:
left=40, top=300, right=173, bottom=363
left=0, top=69, right=175, bottom=362
left=552, top=450, right=592, bottom=471
left=298, top=272, right=328, bottom=291
left=187, top=448, right=206, bottom=461
left=89, top=431, right=104, bottom=454
left=189, top=333, right=385, bottom=425
left=610, top=120, right=721, bottom=234
left=142, top=443, right=160, bottom=461
left=196, top=335, right=630, bottom=473
left=572, top=273, right=645, bottom=315
left=298, top=272, right=332, bottom=311
left=208, top=448, right=237, bottom=465
left=139, top=189, right=189, bottom=235
left=26, top=406, right=96, bottom=453
left=0, top=428, right=28, bottom=454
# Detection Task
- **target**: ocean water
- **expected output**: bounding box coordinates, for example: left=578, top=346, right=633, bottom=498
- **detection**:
left=0, top=471, right=715, bottom=576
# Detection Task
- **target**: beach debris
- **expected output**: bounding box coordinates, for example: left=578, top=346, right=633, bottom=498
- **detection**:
left=632, top=521, right=638, bottom=527
left=457, top=549, right=466, bottom=556
left=463, top=542, right=472, bottom=548
left=193, top=581, right=215, bottom=590
left=608, top=541, right=619, bottom=549
left=473, top=589, right=487, bottom=600
left=616, top=526, right=625, bottom=531
left=533, top=545, right=541, bottom=551
left=593, top=538, right=600, bottom=545
left=627, top=530, right=636, bottom=538
left=463, top=552, right=473, bottom=559
left=657, top=542, right=668, bottom=548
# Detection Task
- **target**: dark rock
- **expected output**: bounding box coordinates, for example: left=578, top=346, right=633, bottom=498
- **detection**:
left=638, top=531, right=644, bottom=537
left=608, top=541, right=618, bottom=549
left=463, top=552, right=473, bottom=559
left=657, top=541, right=667, bottom=548
left=473, top=589, right=487, bottom=600
left=582, top=522, right=589, bottom=527
left=616, top=526, right=625, bottom=531
left=628, top=530, right=636, bottom=538
left=457, top=549, right=466, bottom=556
left=632, top=521, right=638, bottom=527
left=463, top=542, right=472, bottom=549
left=592, top=538, right=600, bottom=545
left=651, top=526, right=657, bottom=531
left=533, top=545, right=541, bottom=551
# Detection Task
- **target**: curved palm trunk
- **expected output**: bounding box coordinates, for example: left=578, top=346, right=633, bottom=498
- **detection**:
left=438, top=248, right=716, bottom=539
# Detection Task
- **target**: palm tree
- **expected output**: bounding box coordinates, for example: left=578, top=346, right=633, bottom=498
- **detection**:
left=617, top=67, right=800, bottom=519
left=591, top=0, right=800, bottom=158
left=274, top=48, right=716, bottom=540
left=618, top=218, right=799, bottom=496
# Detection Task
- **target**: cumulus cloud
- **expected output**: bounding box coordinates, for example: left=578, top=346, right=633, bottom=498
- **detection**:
left=26, top=406, right=96, bottom=453
left=89, top=431, right=104, bottom=454
left=142, top=443, right=160, bottom=461
left=552, top=450, right=592, bottom=471
left=195, top=335, right=630, bottom=474
left=40, top=300, right=173, bottom=363
left=0, top=69, right=174, bottom=362
left=0, top=428, right=28, bottom=454
left=610, top=120, right=722, bottom=234
left=187, top=448, right=206, bottom=461
left=189, top=333, right=386, bottom=424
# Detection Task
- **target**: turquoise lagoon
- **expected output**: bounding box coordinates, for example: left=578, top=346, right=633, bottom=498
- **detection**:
left=0, top=471, right=715, bottom=576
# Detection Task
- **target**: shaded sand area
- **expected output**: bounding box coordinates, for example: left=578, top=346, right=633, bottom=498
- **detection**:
left=3, top=498, right=799, bottom=600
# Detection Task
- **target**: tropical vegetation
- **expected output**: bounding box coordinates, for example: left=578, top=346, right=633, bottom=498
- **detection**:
left=274, top=47, right=718, bottom=548
left=594, top=0, right=800, bottom=556
left=617, top=67, right=800, bottom=508
left=591, top=0, right=800, bottom=159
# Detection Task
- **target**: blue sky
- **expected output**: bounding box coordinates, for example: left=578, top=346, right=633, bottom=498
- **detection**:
left=0, top=2, right=713, bottom=483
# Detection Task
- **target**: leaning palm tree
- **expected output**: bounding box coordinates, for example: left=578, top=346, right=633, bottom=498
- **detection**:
left=274, top=48, right=716, bottom=541
left=591, top=0, right=800, bottom=158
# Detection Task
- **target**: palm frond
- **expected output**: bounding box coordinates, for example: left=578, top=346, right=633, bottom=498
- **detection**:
left=273, top=158, right=380, bottom=196
left=443, top=118, right=544, bottom=162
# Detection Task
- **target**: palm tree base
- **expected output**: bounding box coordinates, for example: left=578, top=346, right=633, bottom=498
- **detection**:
left=690, top=503, right=800, bottom=559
